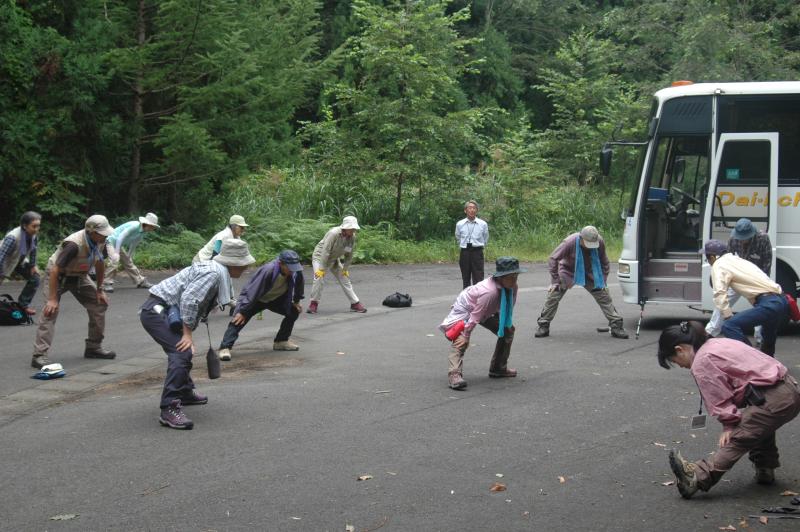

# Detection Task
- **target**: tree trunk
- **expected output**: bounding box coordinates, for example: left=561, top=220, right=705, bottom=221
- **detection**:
left=128, top=0, right=146, bottom=213
left=394, top=173, right=403, bottom=222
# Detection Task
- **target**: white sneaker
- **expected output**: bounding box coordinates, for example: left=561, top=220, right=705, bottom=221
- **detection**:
left=218, top=348, right=232, bottom=361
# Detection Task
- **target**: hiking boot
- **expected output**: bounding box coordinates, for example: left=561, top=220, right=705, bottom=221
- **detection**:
left=350, top=302, right=367, bottom=313
left=31, top=354, right=52, bottom=369
left=755, top=466, right=775, bottom=485
left=136, top=280, right=153, bottom=289
left=489, top=368, right=518, bottom=378
left=534, top=325, right=549, bottom=338
left=448, top=372, right=467, bottom=390
left=218, top=348, right=232, bottom=361
left=84, top=347, right=116, bottom=360
left=158, top=400, right=194, bottom=430
left=274, top=340, right=299, bottom=351
left=610, top=327, right=629, bottom=339
left=668, top=449, right=699, bottom=499
left=306, top=301, right=318, bottom=314
left=182, top=390, right=208, bottom=406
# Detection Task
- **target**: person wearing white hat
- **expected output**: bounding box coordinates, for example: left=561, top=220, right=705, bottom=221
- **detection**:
left=193, top=214, right=249, bottom=263
left=307, top=216, right=366, bottom=313
left=30, top=215, right=117, bottom=369
left=102, top=212, right=160, bottom=293
left=141, top=238, right=255, bottom=430
left=534, top=226, right=628, bottom=339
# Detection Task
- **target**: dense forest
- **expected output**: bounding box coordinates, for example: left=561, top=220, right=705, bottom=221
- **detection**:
left=2, top=0, right=799, bottom=262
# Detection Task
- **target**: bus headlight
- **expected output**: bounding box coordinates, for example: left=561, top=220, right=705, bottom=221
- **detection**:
left=618, top=263, right=631, bottom=276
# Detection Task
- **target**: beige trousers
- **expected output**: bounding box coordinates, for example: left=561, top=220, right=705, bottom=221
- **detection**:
left=537, top=286, right=623, bottom=329
left=105, top=250, right=145, bottom=286
left=693, top=377, right=800, bottom=491
left=32, top=274, right=107, bottom=355
left=310, top=261, right=359, bottom=304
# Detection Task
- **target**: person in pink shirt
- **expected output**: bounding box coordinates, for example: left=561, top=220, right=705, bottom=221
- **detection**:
left=657, top=321, right=800, bottom=499
left=439, top=257, right=525, bottom=390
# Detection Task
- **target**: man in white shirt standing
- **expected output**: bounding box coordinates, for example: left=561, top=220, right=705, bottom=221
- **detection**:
left=455, top=200, right=489, bottom=289
left=702, top=239, right=787, bottom=356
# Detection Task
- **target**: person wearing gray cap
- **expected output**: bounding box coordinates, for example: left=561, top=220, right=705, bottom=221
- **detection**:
left=439, top=257, right=526, bottom=390
left=217, top=250, right=305, bottom=360
left=534, top=226, right=628, bottom=339
left=193, top=214, right=249, bottom=263
left=102, top=212, right=160, bottom=293
left=705, top=218, right=772, bottom=345
left=30, top=215, right=117, bottom=369
left=140, top=238, right=255, bottom=429
left=702, top=239, right=787, bottom=356
left=307, top=216, right=366, bottom=314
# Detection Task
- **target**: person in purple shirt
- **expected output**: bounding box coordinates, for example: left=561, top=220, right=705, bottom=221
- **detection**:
left=657, top=321, right=800, bottom=499
left=439, top=257, right=525, bottom=390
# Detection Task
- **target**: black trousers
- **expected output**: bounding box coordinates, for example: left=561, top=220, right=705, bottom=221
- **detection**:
left=139, top=296, right=196, bottom=409
left=220, top=297, right=299, bottom=349
left=459, top=247, right=485, bottom=289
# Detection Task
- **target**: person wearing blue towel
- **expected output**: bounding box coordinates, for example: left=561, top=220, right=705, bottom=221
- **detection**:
left=534, top=226, right=628, bottom=339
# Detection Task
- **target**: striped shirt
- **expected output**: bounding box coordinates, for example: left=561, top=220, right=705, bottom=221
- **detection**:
left=149, top=262, right=221, bottom=330
left=0, top=233, right=37, bottom=277
left=727, top=231, right=772, bottom=275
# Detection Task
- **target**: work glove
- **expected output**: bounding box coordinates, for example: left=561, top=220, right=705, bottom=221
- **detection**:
left=314, top=269, right=325, bottom=279
left=342, top=269, right=349, bottom=277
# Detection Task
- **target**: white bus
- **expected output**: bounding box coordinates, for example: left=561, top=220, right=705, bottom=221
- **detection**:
left=601, top=81, right=800, bottom=322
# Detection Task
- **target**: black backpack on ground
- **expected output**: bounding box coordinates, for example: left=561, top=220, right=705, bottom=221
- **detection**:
left=382, top=292, right=412, bottom=308
left=0, top=294, right=32, bottom=325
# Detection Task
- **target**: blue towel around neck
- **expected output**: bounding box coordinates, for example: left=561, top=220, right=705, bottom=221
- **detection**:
left=574, top=237, right=605, bottom=289
left=497, top=287, right=514, bottom=338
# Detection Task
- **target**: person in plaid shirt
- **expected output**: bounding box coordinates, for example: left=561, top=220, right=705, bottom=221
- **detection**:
left=706, top=218, right=773, bottom=344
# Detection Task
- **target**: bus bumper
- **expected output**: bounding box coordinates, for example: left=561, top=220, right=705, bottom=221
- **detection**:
left=617, top=259, right=638, bottom=304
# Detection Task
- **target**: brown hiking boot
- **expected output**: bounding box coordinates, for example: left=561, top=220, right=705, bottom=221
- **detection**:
left=668, top=449, right=699, bottom=499
left=31, top=354, right=52, bottom=369
left=755, top=466, right=775, bottom=485
left=448, top=372, right=467, bottom=390
left=534, top=325, right=549, bottom=338
left=489, top=368, right=518, bottom=378
left=273, top=340, right=299, bottom=351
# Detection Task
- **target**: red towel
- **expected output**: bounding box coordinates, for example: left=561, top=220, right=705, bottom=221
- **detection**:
left=787, top=293, right=800, bottom=322
left=445, top=320, right=465, bottom=341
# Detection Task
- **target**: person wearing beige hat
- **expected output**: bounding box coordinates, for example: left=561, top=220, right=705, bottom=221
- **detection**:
left=30, top=215, right=117, bottom=369
left=102, top=212, right=160, bottom=293
left=534, top=225, right=628, bottom=339
left=307, top=216, right=366, bottom=313
left=193, top=214, right=249, bottom=263
left=141, top=238, right=255, bottom=430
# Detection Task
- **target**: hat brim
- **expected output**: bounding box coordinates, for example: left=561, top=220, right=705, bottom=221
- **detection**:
left=285, top=262, right=303, bottom=272
left=139, top=217, right=160, bottom=228
left=214, top=254, right=256, bottom=267
left=341, top=224, right=360, bottom=230
left=732, top=228, right=756, bottom=240
left=493, top=267, right=527, bottom=277
left=582, top=239, right=600, bottom=249
left=95, top=227, right=114, bottom=237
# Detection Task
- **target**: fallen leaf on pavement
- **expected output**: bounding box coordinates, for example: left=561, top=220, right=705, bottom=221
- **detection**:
left=49, top=514, right=78, bottom=521
left=781, top=490, right=799, bottom=496
left=426, top=334, right=434, bottom=337
left=336, top=351, right=345, bottom=356
left=652, top=442, right=667, bottom=448
left=291, top=517, right=302, bottom=520
left=346, top=525, right=355, bottom=532
left=738, top=518, right=748, bottom=528
left=357, top=475, right=373, bottom=481
left=718, top=526, right=735, bottom=531
left=490, top=482, right=506, bottom=492
left=759, top=516, right=768, bottom=525
left=374, top=390, right=391, bottom=394
left=386, top=471, right=397, bottom=476
left=495, top=473, right=504, bottom=478
left=558, top=476, right=566, bottom=484
left=661, top=481, right=675, bottom=486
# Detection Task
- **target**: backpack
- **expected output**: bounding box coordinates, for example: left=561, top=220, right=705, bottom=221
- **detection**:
left=382, top=292, right=412, bottom=308
left=0, top=294, right=32, bottom=325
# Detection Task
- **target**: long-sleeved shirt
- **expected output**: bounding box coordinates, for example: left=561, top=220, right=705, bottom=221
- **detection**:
left=691, top=338, right=788, bottom=430
left=0, top=228, right=37, bottom=278
left=149, top=262, right=222, bottom=330
left=455, top=217, right=489, bottom=248
left=548, top=233, right=610, bottom=289
left=438, top=277, right=517, bottom=338
left=312, top=227, right=355, bottom=270
left=728, top=231, right=772, bottom=275
left=236, top=259, right=304, bottom=315
left=108, top=221, right=146, bottom=256
left=711, top=253, right=782, bottom=318
left=195, top=226, right=235, bottom=262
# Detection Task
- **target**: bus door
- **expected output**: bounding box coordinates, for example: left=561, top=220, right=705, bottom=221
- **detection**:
left=701, top=132, right=778, bottom=310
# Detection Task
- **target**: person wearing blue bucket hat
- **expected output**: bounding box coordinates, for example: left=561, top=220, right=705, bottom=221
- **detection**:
left=705, top=218, right=772, bottom=345
left=702, top=239, right=786, bottom=356
left=438, top=257, right=526, bottom=390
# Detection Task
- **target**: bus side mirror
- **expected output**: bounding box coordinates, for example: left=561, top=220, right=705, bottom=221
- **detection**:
left=600, top=145, right=613, bottom=176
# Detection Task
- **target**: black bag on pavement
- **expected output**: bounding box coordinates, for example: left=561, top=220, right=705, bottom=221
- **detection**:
left=0, top=294, right=32, bottom=325
left=382, top=292, right=412, bottom=308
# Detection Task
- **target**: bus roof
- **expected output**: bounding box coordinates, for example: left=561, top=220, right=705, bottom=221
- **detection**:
left=655, top=81, right=800, bottom=101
